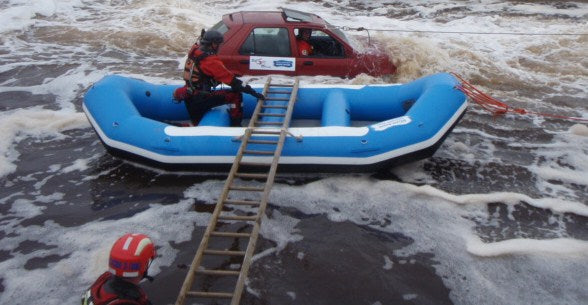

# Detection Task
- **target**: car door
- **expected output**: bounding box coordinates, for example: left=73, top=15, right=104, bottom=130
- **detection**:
left=294, top=29, right=352, bottom=77
left=232, top=27, right=296, bottom=76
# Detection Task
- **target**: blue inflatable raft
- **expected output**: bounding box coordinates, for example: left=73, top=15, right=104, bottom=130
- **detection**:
left=83, top=73, right=467, bottom=171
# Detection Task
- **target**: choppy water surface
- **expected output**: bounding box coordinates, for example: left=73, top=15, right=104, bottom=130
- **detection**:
left=0, top=1, right=587, bottom=304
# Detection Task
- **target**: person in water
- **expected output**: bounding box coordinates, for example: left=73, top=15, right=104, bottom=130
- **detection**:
left=81, top=233, right=156, bottom=305
left=173, top=29, right=265, bottom=126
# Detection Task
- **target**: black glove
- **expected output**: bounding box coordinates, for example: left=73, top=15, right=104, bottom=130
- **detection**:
left=230, top=77, right=244, bottom=92
left=230, top=78, right=265, bottom=100
left=243, top=85, right=265, bottom=100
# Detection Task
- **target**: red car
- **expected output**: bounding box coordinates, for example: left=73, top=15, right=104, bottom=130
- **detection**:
left=210, top=8, right=396, bottom=78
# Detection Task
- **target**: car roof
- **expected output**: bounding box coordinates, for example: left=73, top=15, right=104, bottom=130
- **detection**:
left=225, top=8, right=327, bottom=27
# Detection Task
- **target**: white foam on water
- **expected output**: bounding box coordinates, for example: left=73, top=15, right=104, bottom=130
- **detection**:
left=61, top=158, right=90, bottom=174
left=185, top=181, right=306, bottom=263
left=0, top=0, right=59, bottom=33
left=286, top=291, right=296, bottom=300
left=0, top=1, right=587, bottom=304
left=509, top=3, right=588, bottom=18
left=181, top=175, right=588, bottom=304
left=34, top=192, right=64, bottom=204
left=253, top=211, right=304, bottom=261
left=399, top=182, right=588, bottom=217
left=295, top=177, right=585, bottom=303
left=466, top=236, right=588, bottom=257
left=8, top=198, right=46, bottom=218
left=382, top=255, right=394, bottom=270
left=569, top=124, right=588, bottom=136
left=0, top=108, right=89, bottom=178
left=0, top=197, right=206, bottom=304
left=529, top=127, right=588, bottom=200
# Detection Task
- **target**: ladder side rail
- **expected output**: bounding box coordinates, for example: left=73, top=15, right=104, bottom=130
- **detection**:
left=175, top=77, right=272, bottom=305
left=176, top=77, right=296, bottom=305
left=176, top=127, right=252, bottom=305
left=246, top=77, right=272, bottom=129
left=278, top=79, right=299, bottom=137
left=256, top=79, right=299, bottom=217
left=230, top=79, right=299, bottom=305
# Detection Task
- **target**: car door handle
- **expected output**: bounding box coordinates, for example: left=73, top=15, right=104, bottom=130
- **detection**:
left=239, top=60, right=249, bottom=64
left=303, top=61, right=314, bottom=66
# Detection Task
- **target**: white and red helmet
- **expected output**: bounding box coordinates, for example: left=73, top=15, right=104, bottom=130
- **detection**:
left=109, top=233, right=156, bottom=279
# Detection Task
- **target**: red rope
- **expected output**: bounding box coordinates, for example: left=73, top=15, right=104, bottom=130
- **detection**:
left=451, top=72, right=588, bottom=122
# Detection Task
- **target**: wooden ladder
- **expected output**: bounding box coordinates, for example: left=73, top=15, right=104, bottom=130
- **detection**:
left=175, top=77, right=299, bottom=305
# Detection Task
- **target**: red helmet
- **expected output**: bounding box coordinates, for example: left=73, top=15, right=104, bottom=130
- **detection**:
left=109, top=233, right=156, bottom=279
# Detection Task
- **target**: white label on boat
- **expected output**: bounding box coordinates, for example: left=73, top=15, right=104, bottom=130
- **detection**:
left=371, top=116, right=412, bottom=131
left=250, top=56, right=296, bottom=71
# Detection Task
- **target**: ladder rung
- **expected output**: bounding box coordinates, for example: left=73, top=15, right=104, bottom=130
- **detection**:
left=228, top=185, right=265, bottom=192
left=264, top=97, right=290, bottom=101
left=262, top=105, right=288, bottom=109
left=243, top=149, right=275, bottom=155
left=250, top=129, right=281, bottom=135
left=218, top=215, right=258, bottom=221
left=238, top=161, right=272, bottom=167
left=223, top=199, right=261, bottom=206
left=203, top=249, right=246, bottom=256
left=270, top=83, right=294, bottom=87
left=257, top=113, right=285, bottom=117
left=267, top=90, right=291, bottom=94
left=255, top=121, right=283, bottom=126
left=197, top=269, right=241, bottom=276
left=234, top=172, right=269, bottom=179
left=246, top=139, right=278, bottom=145
left=211, top=231, right=252, bottom=238
left=187, top=291, right=234, bottom=298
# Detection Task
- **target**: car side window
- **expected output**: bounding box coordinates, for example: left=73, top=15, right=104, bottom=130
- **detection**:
left=303, top=29, right=344, bottom=58
left=239, top=27, right=291, bottom=57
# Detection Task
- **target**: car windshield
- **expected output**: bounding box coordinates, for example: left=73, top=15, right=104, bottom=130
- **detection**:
left=326, top=22, right=348, bottom=44
left=325, top=21, right=368, bottom=52
left=210, top=21, right=229, bottom=35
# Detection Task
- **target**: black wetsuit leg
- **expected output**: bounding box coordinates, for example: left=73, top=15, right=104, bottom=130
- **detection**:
left=184, top=93, right=227, bottom=125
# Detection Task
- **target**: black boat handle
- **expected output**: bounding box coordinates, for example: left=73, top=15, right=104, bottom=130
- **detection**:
left=303, top=61, right=313, bottom=66
left=239, top=60, right=248, bottom=64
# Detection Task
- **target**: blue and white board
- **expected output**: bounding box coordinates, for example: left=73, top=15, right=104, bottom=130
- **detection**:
left=249, top=56, right=296, bottom=71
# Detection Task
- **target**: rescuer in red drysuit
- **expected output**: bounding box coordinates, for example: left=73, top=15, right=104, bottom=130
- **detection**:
left=173, top=30, right=265, bottom=126
left=81, top=233, right=156, bottom=305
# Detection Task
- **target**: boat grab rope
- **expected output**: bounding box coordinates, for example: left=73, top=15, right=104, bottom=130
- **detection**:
left=451, top=73, right=588, bottom=123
